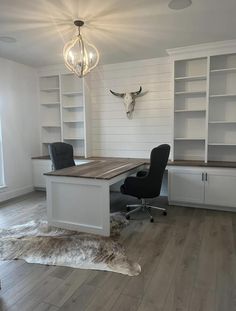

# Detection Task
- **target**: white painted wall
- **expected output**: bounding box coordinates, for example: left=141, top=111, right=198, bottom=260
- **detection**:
left=0, top=57, right=40, bottom=202
left=89, top=57, right=172, bottom=159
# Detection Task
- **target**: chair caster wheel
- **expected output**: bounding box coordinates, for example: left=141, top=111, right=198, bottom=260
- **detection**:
left=163, top=211, right=167, bottom=216
left=150, top=218, right=154, bottom=223
left=126, top=215, right=130, bottom=220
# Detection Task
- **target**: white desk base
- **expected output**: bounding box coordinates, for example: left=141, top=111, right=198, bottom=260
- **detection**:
left=46, top=167, right=143, bottom=236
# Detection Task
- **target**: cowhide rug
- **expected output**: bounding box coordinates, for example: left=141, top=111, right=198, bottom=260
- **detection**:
left=0, top=213, right=141, bottom=276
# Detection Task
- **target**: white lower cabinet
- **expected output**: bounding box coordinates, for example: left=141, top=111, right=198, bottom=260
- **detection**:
left=168, top=168, right=204, bottom=204
left=32, top=159, right=92, bottom=188
left=204, top=170, right=236, bottom=208
left=168, top=166, right=236, bottom=210
left=32, top=160, right=52, bottom=188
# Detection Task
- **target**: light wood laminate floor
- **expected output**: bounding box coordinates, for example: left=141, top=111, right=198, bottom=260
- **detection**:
left=0, top=191, right=235, bottom=311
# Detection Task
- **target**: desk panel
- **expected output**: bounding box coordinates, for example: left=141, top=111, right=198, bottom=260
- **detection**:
left=46, top=176, right=110, bottom=236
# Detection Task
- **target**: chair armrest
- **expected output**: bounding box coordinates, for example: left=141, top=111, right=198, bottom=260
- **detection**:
left=136, top=170, right=148, bottom=177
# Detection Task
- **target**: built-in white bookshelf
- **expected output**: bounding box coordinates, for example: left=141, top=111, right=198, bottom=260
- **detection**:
left=174, top=57, right=207, bottom=161
left=39, top=70, right=89, bottom=157
left=40, top=75, right=61, bottom=155
left=172, top=50, right=236, bottom=163
left=208, top=53, right=236, bottom=162
left=61, top=73, right=85, bottom=156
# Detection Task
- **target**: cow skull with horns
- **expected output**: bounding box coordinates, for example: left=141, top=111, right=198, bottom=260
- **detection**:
left=110, top=86, right=142, bottom=119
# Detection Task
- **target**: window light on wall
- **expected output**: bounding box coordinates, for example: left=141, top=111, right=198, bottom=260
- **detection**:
left=0, top=118, right=5, bottom=188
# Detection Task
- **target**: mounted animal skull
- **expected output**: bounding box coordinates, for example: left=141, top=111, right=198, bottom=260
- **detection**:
left=110, top=86, right=142, bottom=119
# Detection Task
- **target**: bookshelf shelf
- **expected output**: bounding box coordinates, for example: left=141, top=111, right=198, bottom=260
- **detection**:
left=62, top=105, right=83, bottom=109
left=175, top=138, right=205, bottom=141
left=210, top=67, right=236, bottom=73
left=175, top=91, right=206, bottom=96
left=42, top=125, right=61, bottom=128
left=62, top=92, right=83, bottom=96
left=208, top=143, right=236, bottom=146
left=41, top=102, right=60, bottom=106
left=40, top=88, right=60, bottom=92
left=210, top=93, right=236, bottom=98
left=63, top=120, right=84, bottom=123
left=175, top=75, right=206, bottom=81
left=175, top=109, right=206, bottom=113
left=64, top=137, right=84, bottom=140
left=209, top=120, right=236, bottom=124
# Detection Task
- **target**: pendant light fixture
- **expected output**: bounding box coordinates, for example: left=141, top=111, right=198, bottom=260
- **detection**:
left=63, top=20, right=99, bottom=77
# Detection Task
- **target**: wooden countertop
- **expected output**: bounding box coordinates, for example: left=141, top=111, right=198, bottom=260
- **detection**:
left=33, top=155, right=236, bottom=168
left=44, top=159, right=145, bottom=180
left=167, top=160, right=236, bottom=168
left=32, top=155, right=85, bottom=160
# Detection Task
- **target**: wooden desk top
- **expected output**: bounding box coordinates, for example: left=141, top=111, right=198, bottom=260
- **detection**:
left=44, top=159, right=145, bottom=180
left=167, top=160, right=236, bottom=168
left=34, top=155, right=236, bottom=169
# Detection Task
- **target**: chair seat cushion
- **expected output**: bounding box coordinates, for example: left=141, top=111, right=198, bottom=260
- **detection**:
left=120, top=176, right=159, bottom=199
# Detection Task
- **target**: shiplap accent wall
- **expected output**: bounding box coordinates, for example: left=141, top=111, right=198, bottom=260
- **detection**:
left=89, top=57, right=173, bottom=158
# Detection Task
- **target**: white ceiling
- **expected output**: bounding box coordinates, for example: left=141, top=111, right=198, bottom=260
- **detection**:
left=0, top=0, right=236, bottom=67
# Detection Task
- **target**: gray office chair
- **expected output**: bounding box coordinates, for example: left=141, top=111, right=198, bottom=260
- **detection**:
left=48, top=142, right=75, bottom=170
left=120, top=144, right=170, bottom=222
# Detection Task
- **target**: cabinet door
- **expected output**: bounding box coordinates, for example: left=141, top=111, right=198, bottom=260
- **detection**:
left=204, top=170, right=236, bottom=208
left=32, top=160, right=52, bottom=188
left=169, top=168, right=205, bottom=204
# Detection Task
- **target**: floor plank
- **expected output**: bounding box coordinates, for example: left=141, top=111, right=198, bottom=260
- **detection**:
left=214, top=213, right=235, bottom=311
left=108, top=294, right=141, bottom=311
left=187, top=213, right=218, bottom=311
left=45, top=269, right=91, bottom=308
left=162, top=208, right=206, bottom=311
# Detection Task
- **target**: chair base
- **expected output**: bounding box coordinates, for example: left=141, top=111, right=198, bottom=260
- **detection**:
left=126, top=199, right=167, bottom=222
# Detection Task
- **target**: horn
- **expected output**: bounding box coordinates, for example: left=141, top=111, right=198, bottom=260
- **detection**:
left=110, top=90, right=125, bottom=98
left=131, top=86, right=142, bottom=96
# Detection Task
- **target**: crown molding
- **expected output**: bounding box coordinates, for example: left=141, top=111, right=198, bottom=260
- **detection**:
left=166, top=39, right=236, bottom=60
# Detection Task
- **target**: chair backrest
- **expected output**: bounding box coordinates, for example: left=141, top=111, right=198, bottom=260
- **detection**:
left=48, top=142, right=75, bottom=170
left=147, top=144, right=170, bottom=196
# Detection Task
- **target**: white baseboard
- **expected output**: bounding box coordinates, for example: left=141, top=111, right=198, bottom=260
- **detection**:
left=0, top=185, right=34, bottom=203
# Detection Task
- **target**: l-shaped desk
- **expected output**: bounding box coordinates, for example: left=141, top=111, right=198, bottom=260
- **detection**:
left=43, top=157, right=236, bottom=236
left=45, top=158, right=147, bottom=236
